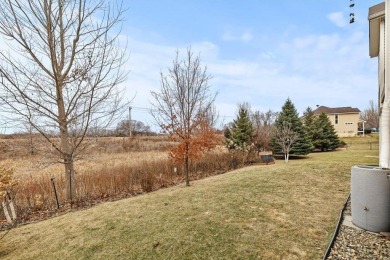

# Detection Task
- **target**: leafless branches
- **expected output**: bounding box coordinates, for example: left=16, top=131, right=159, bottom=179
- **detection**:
left=0, top=0, right=128, bottom=200
left=150, top=48, right=217, bottom=186
left=251, top=109, right=277, bottom=152
left=360, top=100, right=379, bottom=130
left=273, top=122, right=298, bottom=163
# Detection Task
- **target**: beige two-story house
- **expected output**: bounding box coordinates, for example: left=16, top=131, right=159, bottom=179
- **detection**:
left=313, top=106, right=361, bottom=137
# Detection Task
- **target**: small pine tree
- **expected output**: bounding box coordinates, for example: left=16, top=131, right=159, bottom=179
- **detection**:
left=303, top=107, right=316, bottom=141
left=272, top=98, right=312, bottom=155
left=223, top=125, right=234, bottom=149
left=225, top=104, right=253, bottom=150
left=312, top=113, right=340, bottom=151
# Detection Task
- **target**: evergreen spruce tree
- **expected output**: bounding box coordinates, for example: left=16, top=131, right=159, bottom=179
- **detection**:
left=225, top=104, right=253, bottom=150
left=327, top=123, right=340, bottom=150
left=223, top=125, right=234, bottom=150
left=312, top=113, right=340, bottom=151
left=303, top=107, right=316, bottom=141
left=272, top=98, right=312, bottom=155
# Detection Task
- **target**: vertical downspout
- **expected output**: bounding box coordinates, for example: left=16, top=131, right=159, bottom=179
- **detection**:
left=380, top=1, right=390, bottom=168
left=379, top=18, right=385, bottom=164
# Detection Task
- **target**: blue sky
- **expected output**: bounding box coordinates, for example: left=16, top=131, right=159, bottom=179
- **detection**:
left=121, top=0, right=382, bottom=130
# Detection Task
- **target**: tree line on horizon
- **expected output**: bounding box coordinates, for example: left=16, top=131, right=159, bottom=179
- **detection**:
left=223, top=98, right=342, bottom=163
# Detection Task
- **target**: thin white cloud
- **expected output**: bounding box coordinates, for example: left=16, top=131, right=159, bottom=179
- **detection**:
left=260, top=51, right=274, bottom=59
left=327, top=12, right=347, bottom=28
left=316, top=34, right=340, bottom=51
left=292, top=36, right=316, bottom=49
left=222, top=30, right=253, bottom=43
left=241, top=32, right=253, bottom=42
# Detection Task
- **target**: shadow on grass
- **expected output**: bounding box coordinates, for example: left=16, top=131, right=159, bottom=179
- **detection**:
left=273, top=149, right=343, bottom=161
left=273, top=154, right=311, bottom=161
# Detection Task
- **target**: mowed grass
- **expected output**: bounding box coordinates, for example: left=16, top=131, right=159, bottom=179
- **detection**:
left=0, top=145, right=378, bottom=259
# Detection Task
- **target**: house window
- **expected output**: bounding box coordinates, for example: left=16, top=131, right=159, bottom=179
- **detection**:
left=335, top=115, right=339, bottom=124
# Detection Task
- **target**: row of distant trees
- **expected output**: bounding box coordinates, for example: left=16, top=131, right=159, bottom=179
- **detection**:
left=224, top=99, right=341, bottom=162
left=223, top=99, right=380, bottom=163
left=7, top=119, right=153, bottom=139
left=114, top=120, right=153, bottom=136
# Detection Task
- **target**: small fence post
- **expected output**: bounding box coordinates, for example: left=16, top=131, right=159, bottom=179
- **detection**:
left=51, top=177, right=60, bottom=209
left=2, top=200, right=11, bottom=224
left=2, top=191, right=17, bottom=224
left=6, top=191, right=16, bottom=220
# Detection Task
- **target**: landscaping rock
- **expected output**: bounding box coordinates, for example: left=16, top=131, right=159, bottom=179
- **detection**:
left=326, top=199, right=390, bottom=260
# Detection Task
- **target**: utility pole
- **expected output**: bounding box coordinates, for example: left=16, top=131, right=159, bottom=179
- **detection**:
left=129, top=106, right=132, bottom=138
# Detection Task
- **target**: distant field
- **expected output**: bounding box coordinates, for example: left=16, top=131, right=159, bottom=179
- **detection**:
left=0, top=136, right=175, bottom=177
left=0, top=137, right=378, bottom=260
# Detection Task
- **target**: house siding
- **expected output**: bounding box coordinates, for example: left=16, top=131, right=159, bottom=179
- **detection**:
left=327, top=113, right=360, bottom=137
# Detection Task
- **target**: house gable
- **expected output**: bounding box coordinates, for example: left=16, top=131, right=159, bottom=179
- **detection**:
left=369, top=2, right=385, bottom=58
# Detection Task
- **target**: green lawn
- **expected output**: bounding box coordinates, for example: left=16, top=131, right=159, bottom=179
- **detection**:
left=0, top=146, right=378, bottom=260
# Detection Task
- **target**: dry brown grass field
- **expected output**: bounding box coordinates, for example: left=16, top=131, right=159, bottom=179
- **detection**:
left=0, top=135, right=237, bottom=226
left=0, top=136, right=177, bottom=184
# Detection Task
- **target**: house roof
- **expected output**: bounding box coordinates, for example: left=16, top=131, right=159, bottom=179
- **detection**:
left=369, top=2, right=385, bottom=20
left=368, top=2, right=385, bottom=58
left=313, top=106, right=361, bottom=115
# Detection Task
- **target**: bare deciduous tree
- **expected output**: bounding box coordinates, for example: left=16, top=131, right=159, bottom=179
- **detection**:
left=0, top=0, right=128, bottom=201
left=151, top=48, right=217, bottom=186
left=251, top=109, right=277, bottom=152
left=273, top=122, right=298, bottom=163
left=360, top=100, right=379, bottom=130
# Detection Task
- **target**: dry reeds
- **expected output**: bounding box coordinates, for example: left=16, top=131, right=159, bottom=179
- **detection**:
left=1, top=148, right=242, bottom=227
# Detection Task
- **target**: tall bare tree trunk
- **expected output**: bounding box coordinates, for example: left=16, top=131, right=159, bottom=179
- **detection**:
left=57, top=89, right=75, bottom=201
left=185, top=142, right=190, bottom=186
left=64, top=157, right=75, bottom=202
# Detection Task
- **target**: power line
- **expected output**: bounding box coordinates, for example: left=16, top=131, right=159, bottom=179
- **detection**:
left=132, top=106, right=152, bottom=111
